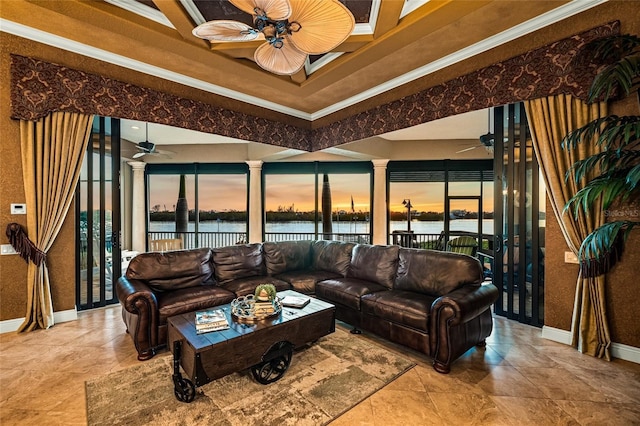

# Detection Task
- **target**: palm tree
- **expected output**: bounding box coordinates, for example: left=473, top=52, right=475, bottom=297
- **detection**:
left=563, top=34, right=640, bottom=272
left=175, top=174, right=188, bottom=235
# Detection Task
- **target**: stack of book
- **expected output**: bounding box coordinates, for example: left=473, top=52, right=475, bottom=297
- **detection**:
left=281, top=295, right=311, bottom=308
left=254, top=300, right=276, bottom=316
left=195, top=308, right=229, bottom=334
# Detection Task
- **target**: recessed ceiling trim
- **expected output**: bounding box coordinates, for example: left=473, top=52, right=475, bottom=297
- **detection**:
left=309, top=0, right=608, bottom=120
left=400, top=0, right=431, bottom=19
left=351, top=0, right=381, bottom=35
left=0, top=0, right=608, bottom=123
left=305, top=52, right=346, bottom=75
left=0, top=18, right=311, bottom=120
left=180, top=0, right=206, bottom=26
left=103, top=0, right=175, bottom=29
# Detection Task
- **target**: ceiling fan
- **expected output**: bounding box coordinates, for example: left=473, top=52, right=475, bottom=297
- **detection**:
left=191, top=0, right=355, bottom=75
left=456, top=133, right=495, bottom=154
left=456, top=111, right=495, bottom=154
left=133, top=123, right=174, bottom=159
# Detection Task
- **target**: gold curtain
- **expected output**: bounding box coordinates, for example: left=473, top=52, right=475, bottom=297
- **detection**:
left=524, top=95, right=610, bottom=360
left=18, top=112, right=94, bottom=331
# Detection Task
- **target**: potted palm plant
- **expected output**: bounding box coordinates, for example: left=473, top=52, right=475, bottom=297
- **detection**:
left=563, top=34, right=640, bottom=273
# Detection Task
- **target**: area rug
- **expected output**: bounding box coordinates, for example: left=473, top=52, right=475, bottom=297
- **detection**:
left=86, top=327, right=415, bottom=425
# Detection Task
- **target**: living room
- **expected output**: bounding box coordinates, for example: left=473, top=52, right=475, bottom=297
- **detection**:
left=1, top=1, right=639, bottom=424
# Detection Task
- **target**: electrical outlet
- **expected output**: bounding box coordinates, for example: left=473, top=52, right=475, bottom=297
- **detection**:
left=564, top=251, right=579, bottom=264
left=1, top=244, right=18, bottom=255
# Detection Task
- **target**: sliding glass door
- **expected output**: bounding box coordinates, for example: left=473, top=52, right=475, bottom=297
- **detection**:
left=493, top=104, right=545, bottom=326
left=76, top=117, right=121, bottom=310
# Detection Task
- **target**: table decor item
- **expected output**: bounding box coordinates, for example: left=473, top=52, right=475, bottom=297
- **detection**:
left=231, top=293, right=282, bottom=323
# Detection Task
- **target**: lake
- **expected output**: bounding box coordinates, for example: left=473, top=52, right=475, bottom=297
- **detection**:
left=150, top=219, right=494, bottom=235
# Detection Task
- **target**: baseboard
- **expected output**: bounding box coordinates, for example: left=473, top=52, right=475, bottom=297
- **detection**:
left=542, top=325, right=640, bottom=364
left=0, top=309, right=78, bottom=334
left=541, top=325, right=573, bottom=345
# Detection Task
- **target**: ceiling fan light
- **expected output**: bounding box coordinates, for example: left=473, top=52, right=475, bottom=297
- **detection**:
left=287, top=0, right=355, bottom=55
left=262, top=24, right=277, bottom=40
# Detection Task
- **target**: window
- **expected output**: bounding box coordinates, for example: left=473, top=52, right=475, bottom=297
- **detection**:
left=263, top=162, right=372, bottom=242
left=146, top=163, right=248, bottom=248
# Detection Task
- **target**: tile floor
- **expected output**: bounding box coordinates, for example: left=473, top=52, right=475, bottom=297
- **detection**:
left=1, top=306, right=639, bottom=425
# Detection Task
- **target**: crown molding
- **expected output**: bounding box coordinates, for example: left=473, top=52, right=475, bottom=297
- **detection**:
left=103, top=0, right=175, bottom=28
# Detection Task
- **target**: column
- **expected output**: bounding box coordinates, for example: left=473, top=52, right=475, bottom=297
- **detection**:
left=372, top=159, right=389, bottom=245
left=246, top=161, right=263, bottom=243
left=127, top=161, right=147, bottom=252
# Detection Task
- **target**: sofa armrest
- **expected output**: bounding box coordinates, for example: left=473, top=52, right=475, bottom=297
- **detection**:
left=431, top=283, right=498, bottom=327
left=116, top=276, right=159, bottom=314
left=115, top=276, right=160, bottom=360
left=430, top=283, right=498, bottom=373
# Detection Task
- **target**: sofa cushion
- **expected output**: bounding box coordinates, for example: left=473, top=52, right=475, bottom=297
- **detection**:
left=360, top=290, right=436, bottom=332
left=212, top=243, right=263, bottom=285
left=125, top=248, right=214, bottom=292
left=157, top=285, right=236, bottom=324
left=311, top=240, right=354, bottom=276
left=221, top=276, right=291, bottom=297
left=262, top=241, right=312, bottom=275
left=348, top=244, right=399, bottom=289
left=275, top=270, right=342, bottom=294
left=316, top=278, right=387, bottom=311
left=395, top=248, right=483, bottom=296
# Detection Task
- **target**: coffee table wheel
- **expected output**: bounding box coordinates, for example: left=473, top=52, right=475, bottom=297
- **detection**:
left=173, top=376, right=195, bottom=403
left=252, top=341, right=293, bottom=384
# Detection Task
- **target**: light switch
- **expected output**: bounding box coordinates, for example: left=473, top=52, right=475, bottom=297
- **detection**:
left=10, top=204, right=26, bottom=214
left=1, top=244, right=18, bottom=255
left=564, top=251, right=579, bottom=264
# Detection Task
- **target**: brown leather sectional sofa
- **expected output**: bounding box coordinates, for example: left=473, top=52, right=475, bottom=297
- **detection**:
left=116, top=240, right=498, bottom=373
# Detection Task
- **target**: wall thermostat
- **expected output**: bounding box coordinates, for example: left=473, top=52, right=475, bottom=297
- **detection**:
left=10, top=204, right=26, bottom=214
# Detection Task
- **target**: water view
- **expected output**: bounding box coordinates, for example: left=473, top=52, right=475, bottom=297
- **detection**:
left=150, top=219, right=494, bottom=235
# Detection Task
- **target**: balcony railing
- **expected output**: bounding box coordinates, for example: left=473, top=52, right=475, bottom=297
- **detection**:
left=146, top=231, right=372, bottom=249
left=145, top=231, right=493, bottom=251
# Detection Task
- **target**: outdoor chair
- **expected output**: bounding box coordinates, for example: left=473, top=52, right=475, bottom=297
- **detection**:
left=446, top=236, right=478, bottom=257
left=149, top=238, right=184, bottom=252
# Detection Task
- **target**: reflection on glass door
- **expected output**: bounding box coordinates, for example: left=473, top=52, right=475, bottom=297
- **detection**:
left=75, top=117, right=121, bottom=310
left=493, top=104, right=544, bottom=326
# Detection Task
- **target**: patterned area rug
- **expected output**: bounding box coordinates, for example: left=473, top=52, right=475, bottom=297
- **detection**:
left=86, top=327, right=415, bottom=425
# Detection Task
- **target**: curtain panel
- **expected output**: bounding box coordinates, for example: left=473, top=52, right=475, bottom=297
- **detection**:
left=18, top=112, right=94, bottom=331
left=524, top=95, right=610, bottom=360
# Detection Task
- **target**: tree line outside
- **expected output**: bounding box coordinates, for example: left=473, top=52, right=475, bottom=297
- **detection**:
left=149, top=204, right=494, bottom=222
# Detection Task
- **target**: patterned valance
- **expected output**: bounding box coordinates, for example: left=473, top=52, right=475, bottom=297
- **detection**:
left=9, top=56, right=312, bottom=150
left=10, top=21, right=619, bottom=151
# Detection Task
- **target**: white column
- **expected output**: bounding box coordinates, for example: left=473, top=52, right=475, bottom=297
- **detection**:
left=246, top=161, right=263, bottom=243
left=372, top=159, right=389, bottom=245
left=127, top=161, right=147, bottom=252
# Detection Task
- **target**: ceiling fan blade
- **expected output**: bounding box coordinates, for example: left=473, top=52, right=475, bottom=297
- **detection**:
left=155, top=148, right=176, bottom=156
left=192, top=20, right=259, bottom=42
left=230, top=0, right=292, bottom=20
left=288, top=0, right=355, bottom=55
left=132, top=151, right=147, bottom=159
left=254, top=37, right=307, bottom=75
left=456, top=146, right=479, bottom=154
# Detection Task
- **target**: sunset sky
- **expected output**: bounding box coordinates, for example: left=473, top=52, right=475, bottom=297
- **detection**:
left=147, top=174, right=494, bottom=213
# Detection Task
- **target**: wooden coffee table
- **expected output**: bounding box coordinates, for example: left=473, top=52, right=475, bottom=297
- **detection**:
left=167, top=290, right=335, bottom=402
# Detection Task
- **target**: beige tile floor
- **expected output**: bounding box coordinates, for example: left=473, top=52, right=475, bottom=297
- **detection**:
left=1, top=306, right=639, bottom=425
